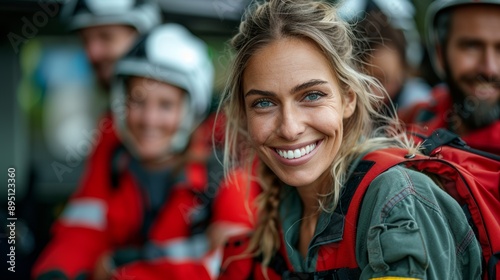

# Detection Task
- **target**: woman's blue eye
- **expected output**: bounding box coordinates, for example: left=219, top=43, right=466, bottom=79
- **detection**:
left=253, top=99, right=274, bottom=108
left=304, top=92, right=323, bottom=102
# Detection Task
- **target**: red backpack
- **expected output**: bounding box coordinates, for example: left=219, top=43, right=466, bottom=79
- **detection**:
left=219, top=128, right=500, bottom=280
left=360, top=128, right=500, bottom=280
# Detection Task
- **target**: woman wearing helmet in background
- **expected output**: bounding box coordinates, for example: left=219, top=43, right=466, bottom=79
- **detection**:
left=340, top=0, right=432, bottom=113
left=354, top=9, right=432, bottom=112
left=32, top=24, right=258, bottom=280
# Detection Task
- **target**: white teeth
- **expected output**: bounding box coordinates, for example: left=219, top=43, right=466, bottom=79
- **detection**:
left=293, top=149, right=301, bottom=158
left=276, top=143, right=317, bottom=159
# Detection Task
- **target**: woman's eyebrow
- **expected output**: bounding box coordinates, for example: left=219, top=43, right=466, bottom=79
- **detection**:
left=244, top=89, right=276, bottom=98
left=291, top=79, right=328, bottom=93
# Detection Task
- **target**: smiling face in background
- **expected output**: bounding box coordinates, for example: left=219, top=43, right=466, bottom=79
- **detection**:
left=242, top=38, right=356, bottom=189
left=444, top=5, right=500, bottom=103
left=126, top=76, right=185, bottom=164
left=441, top=5, right=500, bottom=128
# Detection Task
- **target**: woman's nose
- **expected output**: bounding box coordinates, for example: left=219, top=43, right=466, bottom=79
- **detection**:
left=276, top=104, right=305, bottom=141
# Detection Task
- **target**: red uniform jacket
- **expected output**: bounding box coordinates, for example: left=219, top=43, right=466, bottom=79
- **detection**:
left=399, top=85, right=500, bottom=155
left=32, top=115, right=259, bottom=280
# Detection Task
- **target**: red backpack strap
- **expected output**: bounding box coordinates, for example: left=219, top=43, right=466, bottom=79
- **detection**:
left=343, top=148, right=416, bottom=237
left=327, top=148, right=411, bottom=266
left=269, top=150, right=411, bottom=279
left=220, top=150, right=412, bottom=280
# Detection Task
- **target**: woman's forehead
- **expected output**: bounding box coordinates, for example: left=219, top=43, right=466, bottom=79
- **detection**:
left=242, top=38, right=339, bottom=90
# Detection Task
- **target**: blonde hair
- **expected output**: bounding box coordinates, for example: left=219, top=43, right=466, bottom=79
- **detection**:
left=217, top=0, right=415, bottom=272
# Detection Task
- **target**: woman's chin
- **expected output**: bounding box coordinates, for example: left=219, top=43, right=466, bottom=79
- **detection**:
left=273, top=170, right=315, bottom=188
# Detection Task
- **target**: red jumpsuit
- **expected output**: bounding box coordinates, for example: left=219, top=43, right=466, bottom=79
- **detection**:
left=399, top=85, right=500, bottom=155
left=32, top=115, right=259, bottom=280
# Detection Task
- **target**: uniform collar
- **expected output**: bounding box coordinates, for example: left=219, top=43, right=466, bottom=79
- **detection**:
left=278, top=154, right=374, bottom=272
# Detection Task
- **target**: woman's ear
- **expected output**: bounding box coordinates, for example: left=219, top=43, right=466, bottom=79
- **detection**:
left=343, top=89, right=357, bottom=119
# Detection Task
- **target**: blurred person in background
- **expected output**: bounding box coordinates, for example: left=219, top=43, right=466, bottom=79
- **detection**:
left=39, top=0, right=162, bottom=184
left=355, top=7, right=431, bottom=112
left=32, top=23, right=258, bottom=280
left=0, top=1, right=160, bottom=279
left=54, top=0, right=162, bottom=153
left=400, top=0, right=500, bottom=155
left=61, top=0, right=161, bottom=93
left=56, top=0, right=220, bottom=159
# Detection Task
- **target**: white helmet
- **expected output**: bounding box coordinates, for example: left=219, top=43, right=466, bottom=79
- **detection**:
left=60, top=0, right=161, bottom=33
left=111, top=23, right=214, bottom=155
left=426, top=0, right=500, bottom=77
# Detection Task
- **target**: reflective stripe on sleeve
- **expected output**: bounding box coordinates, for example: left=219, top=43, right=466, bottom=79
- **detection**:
left=203, top=248, right=223, bottom=278
left=143, top=234, right=210, bottom=261
left=60, top=198, right=107, bottom=230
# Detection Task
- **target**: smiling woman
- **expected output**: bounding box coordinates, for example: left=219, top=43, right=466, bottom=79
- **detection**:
left=242, top=38, right=356, bottom=189
left=216, top=0, right=482, bottom=279
left=125, top=77, right=186, bottom=167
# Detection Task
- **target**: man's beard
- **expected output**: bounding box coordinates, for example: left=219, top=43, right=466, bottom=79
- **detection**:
left=444, top=64, right=500, bottom=131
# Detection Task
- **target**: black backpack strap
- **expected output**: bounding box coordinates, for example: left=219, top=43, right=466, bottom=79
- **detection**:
left=282, top=267, right=361, bottom=280
left=262, top=249, right=362, bottom=279
left=414, top=128, right=500, bottom=161
left=266, top=250, right=289, bottom=276
left=189, top=150, right=225, bottom=235
left=488, top=252, right=500, bottom=280
left=110, top=144, right=129, bottom=189
left=416, top=128, right=466, bottom=155
left=334, top=160, right=375, bottom=216
left=335, top=268, right=362, bottom=280
left=203, top=150, right=225, bottom=203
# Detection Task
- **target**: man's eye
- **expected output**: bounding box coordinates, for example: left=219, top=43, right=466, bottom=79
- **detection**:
left=460, top=41, right=481, bottom=51
left=253, top=99, right=274, bottom=108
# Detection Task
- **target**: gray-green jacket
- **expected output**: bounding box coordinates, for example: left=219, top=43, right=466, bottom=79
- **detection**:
left=280, top=163, right=482, bottom=279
